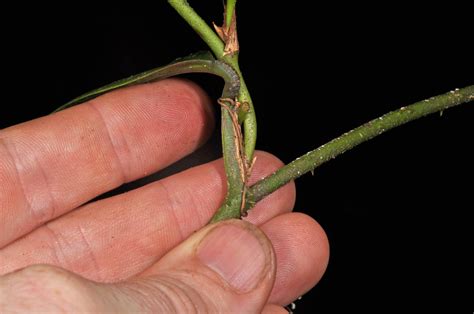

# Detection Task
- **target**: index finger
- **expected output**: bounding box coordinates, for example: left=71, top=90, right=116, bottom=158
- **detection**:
left=0, top=78, right=213, bottom=248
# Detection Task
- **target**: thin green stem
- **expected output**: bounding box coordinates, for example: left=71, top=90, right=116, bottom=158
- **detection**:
left=226, top=0, right=237, bottom=29
left=168, top=0, right=256, bottom=162
left=247, top=86, right=474, bottom=206
left=226, top=61, right=256, bottom=162
left=168, top=0, right=224, bottom=57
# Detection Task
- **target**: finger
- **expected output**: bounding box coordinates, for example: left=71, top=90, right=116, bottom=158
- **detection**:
left=0, top=78, right=214, bottom=247
left=0, top=220, right=276, bottom=313
left=0, top=151, right=296, bottom=280
left=132, top=219, right=276, bottom=313
left=260, top=212, right=329, bottom=306
left=262, top=304, right=289, bottom=314
left=0, top=215, right=326, bottom=313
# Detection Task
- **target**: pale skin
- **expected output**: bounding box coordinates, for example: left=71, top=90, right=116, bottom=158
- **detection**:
left=0, top=79, right=329, bottom=312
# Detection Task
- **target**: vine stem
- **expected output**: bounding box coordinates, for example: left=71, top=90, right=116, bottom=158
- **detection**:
left=168, top=1, right=473, bottom=222
left=246, top=86, right=474, bottom=207
left=225, top=0, right=237, bottom=30
left=168, top=0, right=256, bottom=162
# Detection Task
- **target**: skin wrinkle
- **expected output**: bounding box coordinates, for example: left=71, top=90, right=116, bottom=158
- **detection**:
left=77, top=225, right=102, bottom=281
left=87, top=101, right=128, bottom=184
left=40, top=223, right=68, bottom=268
left=152, top=276, right=198, bottom=313
left=187, top=184, right=214, bottom=228
left=0, top=136, right=59, bottom=248
left=0, top=137, right=35, bottom=223
left=135, top=274, right=211, bottom=313
left=186, top=191, right=207, bottom=230
left=0, top=138, right=17, bottom=211
left=160, top=176, right=216, bottom=236
left=0, top=138, right=24, bottom=238
left=176, top=185, right=202, bottom=235
left=32, top=153, right=58, bottom=223
left=121, top=279, right=175, bottom=312
left=128, top=183, right=186, bottom=264
left=155, top=180, right=185, bottom=241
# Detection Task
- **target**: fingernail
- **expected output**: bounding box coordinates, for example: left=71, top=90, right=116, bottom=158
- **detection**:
left=197, top=222, right=268, bottom=293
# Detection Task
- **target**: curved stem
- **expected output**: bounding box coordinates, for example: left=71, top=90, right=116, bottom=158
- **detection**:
left=247, top=85, right=474, bottom=206
left=168, top=0, right=256, bottom=162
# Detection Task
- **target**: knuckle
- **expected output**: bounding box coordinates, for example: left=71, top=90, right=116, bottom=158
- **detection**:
left=1, top=265, right=98, bottom=312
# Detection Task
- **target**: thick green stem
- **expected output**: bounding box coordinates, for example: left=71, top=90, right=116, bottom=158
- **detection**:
left=168, top=0, right=256, bottom=163
left=227, top=63, right=256, bottom=161
left=247, top=86, right=474, bottom=206
left=210, top=106, right=245, bottom=223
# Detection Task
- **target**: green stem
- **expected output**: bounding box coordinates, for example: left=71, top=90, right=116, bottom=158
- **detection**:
left=210, top=106, right=245, bottom=223
left=228, top=64, right=256, bottom=161
left=168, top=0, right=256, bottom=162
left=168, top=0, right=224, bottom=56
left=226, top=0, right=237, bottom=29
left=247, top=86, right=474, bottom=206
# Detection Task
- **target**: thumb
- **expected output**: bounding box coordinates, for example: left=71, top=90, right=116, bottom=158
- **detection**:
left=0, top=220, right=277, bottom=313
left=110, top=219, right=277, bottom=313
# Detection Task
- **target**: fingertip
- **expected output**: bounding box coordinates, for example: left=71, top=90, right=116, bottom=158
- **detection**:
left=79, top=77, right=217, bottom=182
left=279, top=212, right=330, bottom=264
left=261, top=212, right=329, bottom=305
left=170, top=78, right=215, bottom=125
left=150, top=78, right=215, bottom=137
left=262, top=303, right=289, bottom=314
left=90, top=77, right=215, bottom=149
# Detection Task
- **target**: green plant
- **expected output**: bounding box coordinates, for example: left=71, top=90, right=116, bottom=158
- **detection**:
left=57, top=1, right=473, bottom=225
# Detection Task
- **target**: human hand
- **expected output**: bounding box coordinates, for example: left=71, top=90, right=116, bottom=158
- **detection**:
left=0, top=79, right=329, bottom=313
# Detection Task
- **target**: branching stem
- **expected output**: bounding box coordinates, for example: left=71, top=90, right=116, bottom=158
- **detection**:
left=168, top=1, right=473, bottom=222
left=168, top=0, right=256, bottom=163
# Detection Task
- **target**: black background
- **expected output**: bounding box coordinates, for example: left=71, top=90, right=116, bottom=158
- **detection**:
left=1, top=3, right=472, bottom=312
